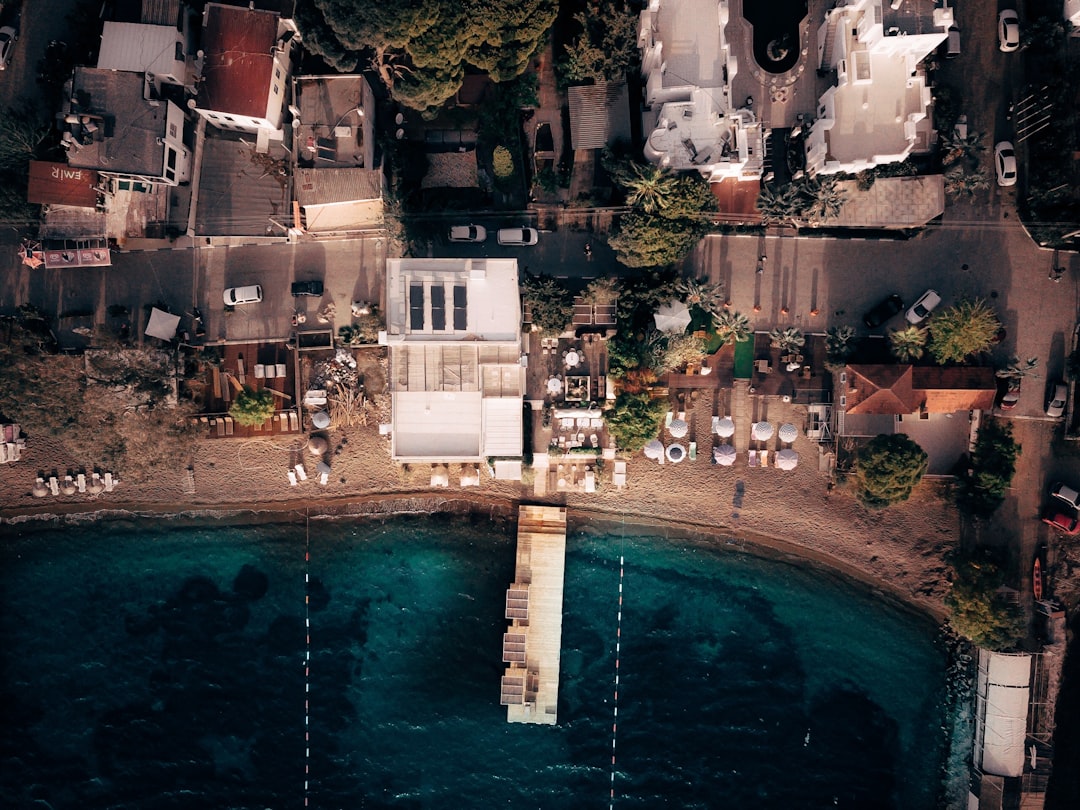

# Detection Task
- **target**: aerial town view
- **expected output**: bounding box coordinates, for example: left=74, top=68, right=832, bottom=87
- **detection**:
left=3, top=0, right=1080, bottom=806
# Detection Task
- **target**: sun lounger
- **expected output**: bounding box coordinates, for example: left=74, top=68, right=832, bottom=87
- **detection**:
left=48, top=476, right=59, bottom=496
left=577, top=417, right=591, bottom=428
left=665, top=411, right=673, bottom=427
left=254, top=364, right=265, bottom=379
left=748, top=450, right=759, bottom=467
left=712, top=416, right=720, bottom=433
left=689, top=441, right=697, bottom=461
left=760, top=450, right=769, bottom=468
left=224, top=416, right=234, bottom=436
left=288, top=469, right=298, bottom=486
left=288, top=412, right=299, bottom=431
left=590, top=418, right=604, bottom=428
left=77, top=473, right=87, bottom=493
left=275, top=363, right=287, bottom=379
left=295, top=463, right=308, bottom=481
left=218, top=419, right=227, bottom=437
left=612, top=460, right=627, bottom=489
left=584, top=468, right=596, bottom=493
left=237, top=358, right=246, bottom=385
left=319, top=471, right=329, bottom=486
left=104, top=472, right=114, bottom=492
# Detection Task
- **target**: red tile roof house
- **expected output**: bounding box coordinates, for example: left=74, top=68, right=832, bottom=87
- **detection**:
left=193, top=3, right=297, bottom=141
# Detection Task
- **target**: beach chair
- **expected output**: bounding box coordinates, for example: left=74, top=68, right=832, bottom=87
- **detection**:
left=689, top=441, right=697, bottom=461
left=295, top=463, right=308, bottom=481
left=77, top=473, right=87, bottom=493
left=760, top=450, right=769, bottom=468
left=584, top=468, right=596, bottom=493
left=276, top=363, right=287, bottom=379
left=216, top=419, right=226, bottom=437
left=288, top=412, right=299, bottom=431
left=612, top=460, right=627, bottom=490
left=104, top=472, right=114, bottom=492
left=712, top=416, right=720, bottom=434
left=319, top=471, right=329, bottom=486
left=48, top=476, right=59, bottom=496
left=288, top=469, right=298, bottom=486
left=224, top=416, right=235, bottom=436
left=665, top=411, right=674, bottom=427
left=748, top=450, right=759, bottom=467
left=237, top=358, right=246, bottom=385
left=255, top=364, right=265, bottom=379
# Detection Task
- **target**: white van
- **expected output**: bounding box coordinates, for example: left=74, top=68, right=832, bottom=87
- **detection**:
left=223, top=285, right=263, bottom=305
left=497, top=227, right=539, bottom=246
left=945, top=25, right=960, bottom=58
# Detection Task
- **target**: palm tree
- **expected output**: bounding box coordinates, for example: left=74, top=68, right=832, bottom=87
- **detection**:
left=676, top=277, right=726, bottom=319
left=802, top=176, right=847, bottom=225
left=944, top=167, right=990, bottom=197
left=622, top=163, right=679, bottom=214
left=889, top=326, right=928, bottom=362
left=940, top=130, right=985, bottom=167
left=768, top=327, right=805, bottom=354
left=714, top=310, right=751, bottom=346
left=824, top=325, right=856, bottom=371
left=756, top=183, right=802, bottom=226
left=996, top=356, right=1040, bottom=381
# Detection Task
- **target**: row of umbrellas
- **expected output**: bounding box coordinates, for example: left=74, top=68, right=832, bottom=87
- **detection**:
left=749, top=421, right=799, bottom=443
left=711, top=445, right=799, bottom=469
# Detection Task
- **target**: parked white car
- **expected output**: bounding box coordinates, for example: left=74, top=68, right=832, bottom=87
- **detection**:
left=1046, top=382, right=1068, bottom=418
left=994, top=142, right=1017, bottom=187
left=496, top=227, right=538, bottom=246
left=223, top=285, right=263, bottom=306
left=998, top=10, right=1020, bottom=53
left=905, top=289, right=941, bottom=325
left=1050, top=481, right=1080, bottom=509
left=0, top=26, right=17, bottom=70
left=448, top=224, right=486, bottom=243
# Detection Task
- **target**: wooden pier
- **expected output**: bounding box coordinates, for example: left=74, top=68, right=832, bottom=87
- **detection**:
left=500, top=505, right=567, bottom=725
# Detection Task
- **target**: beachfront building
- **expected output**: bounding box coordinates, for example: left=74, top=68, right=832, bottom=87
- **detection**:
left=638, top=0, right=767, bottom=183
left=383, top=259, right=524, bottom=466
left=806, top=0, right=953, bottom=176
left=193, top=3, right=298, bottom=143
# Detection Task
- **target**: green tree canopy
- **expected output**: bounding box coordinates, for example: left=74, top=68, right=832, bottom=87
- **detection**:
left=929, top=299, right=1001, bottom=364
left=958, top=419, right=1021, bottom=514
left=609, top=211, right=705, bottom=268
left=558, top=0, right=639, bottom=86
left=229, top=386, right=277, bottom=427
left=520, top=273, right=573, bottom=335
left=945, top=546, right=1025, bottom=650
left=849, top=433, right=928, bottom=508
left=604, top=391, right=667, bottom=453
left=296, top=0, right=556, bottom=113
left=889, top=325, right=928, bottom=362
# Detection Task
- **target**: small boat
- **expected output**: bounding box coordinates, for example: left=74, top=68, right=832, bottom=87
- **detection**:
left=1033, top=557, right=1044, bottom=601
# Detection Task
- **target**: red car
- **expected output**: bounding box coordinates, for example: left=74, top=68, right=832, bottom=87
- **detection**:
left=1042, top=505, right=1080, bottom=535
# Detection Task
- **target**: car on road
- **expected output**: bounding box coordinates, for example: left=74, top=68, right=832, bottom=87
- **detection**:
left=862, top=294, right=904, bottom=329
left=999, top=379, right=1021, bottom=410
left=994, top=142, right=1017, bottom=187
left=1050, top=481, right=1080, bottom=509
left=291, top=279, right=324, bottom=297
left=905, top=289, right=941, bottom=325
left=998, top=10, right=1020, bottom=52
left=0, top=26, right=17, bottom=70
left=497, top=227, right=539, bottom=246
left=448, top=225, right=487, bottom=243
left=223, top=285, right=263, bottom=306
left=1042, top=504, right=1080, bottom=535
left=1046, top=381, right=1068, bottom=418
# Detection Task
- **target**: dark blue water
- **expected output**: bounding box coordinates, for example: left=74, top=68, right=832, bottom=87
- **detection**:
left=0, top=515, right=950, bottom=809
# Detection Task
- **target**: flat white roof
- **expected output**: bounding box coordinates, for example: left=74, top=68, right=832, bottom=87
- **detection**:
left=386, top=258, right=520, bottom=342
left=655, top=0, right=725, bottom=88
left=392, top=390, right=482, bottom=461
left=98, top=22, right=184, bottom=78
left=482, top=398, right=523, bottom=458
left=976, top=650, right=1031, bottom=778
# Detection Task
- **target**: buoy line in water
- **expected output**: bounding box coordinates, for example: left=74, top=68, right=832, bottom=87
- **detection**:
left=609, top=552, right=625, bottom=809
left=304, top=513, right=312, bottom=806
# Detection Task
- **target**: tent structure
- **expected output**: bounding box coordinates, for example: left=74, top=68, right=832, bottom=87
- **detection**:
left=653, top=300, right=692, bottom=334
left=974, top=650, right=1032, bottom=778
left=145, top=308, right=181, bottom=341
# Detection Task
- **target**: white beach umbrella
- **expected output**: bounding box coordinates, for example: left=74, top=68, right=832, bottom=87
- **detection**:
left=751, top=421, right=774, bottom=441
left=653, top=300, right=692, bottom=334
left=713, top=444, right=736, bottom=466
left=668, top=418, right=688, bottom=438
left=779, top=423, right=798, bottom=444
left=715, top=417, right=735, bottom=438
left=776, top=449, right=799, bottom=470
left=666, top=443, right=686, bottom=463
left=643, top=439, right=664, bottom=460
left=32, top=479, right=48, bottom=497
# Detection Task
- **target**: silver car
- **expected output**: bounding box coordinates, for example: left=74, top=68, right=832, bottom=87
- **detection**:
left=223, top=285, right=263, bottom=306
left=0, top=26, right=17, bottom=70
left=496, top=227, right=539, bottom=246
left=1046, top=382, right=1067, bottom=418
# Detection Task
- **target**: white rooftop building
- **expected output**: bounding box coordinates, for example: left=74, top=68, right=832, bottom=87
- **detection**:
left=638, top=0, right=766, bottom=182
left=384, top=259, right=524, bottom=464
left=807, top=0, right=953, bottom=176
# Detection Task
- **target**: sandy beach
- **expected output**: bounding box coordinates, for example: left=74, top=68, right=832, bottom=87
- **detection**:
left=0, top=382, right=958, bottom=624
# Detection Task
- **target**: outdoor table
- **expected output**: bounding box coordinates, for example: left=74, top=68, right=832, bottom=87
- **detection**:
left=565, top=350, right=581, bottom=368
left=547, top=377, right=564, bottom=395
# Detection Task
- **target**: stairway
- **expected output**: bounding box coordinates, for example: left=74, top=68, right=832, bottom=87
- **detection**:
left=819, top=14, right=840, bottom=70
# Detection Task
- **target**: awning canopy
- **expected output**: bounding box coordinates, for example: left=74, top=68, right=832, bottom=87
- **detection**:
left=145, top=307, right=180, bottom=341
left=975, top=650, right=1032, bottom=778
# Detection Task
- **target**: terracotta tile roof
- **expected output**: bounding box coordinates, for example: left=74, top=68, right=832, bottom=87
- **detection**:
left=845, top=364, right=916, bottom=414
left=200, top=4, right=278, bottom=118
left=845, top=363, right=997, bottom=415
left=912, top=366, right=997, bottom=412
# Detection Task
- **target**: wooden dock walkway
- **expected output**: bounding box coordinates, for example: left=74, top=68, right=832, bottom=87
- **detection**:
left=500, top=505, right=567, bottom=725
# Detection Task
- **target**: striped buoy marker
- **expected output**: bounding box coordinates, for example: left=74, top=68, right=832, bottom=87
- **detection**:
left=609, top=554, right=625, bottom=809
left=304, top=516, right=311, bottom=807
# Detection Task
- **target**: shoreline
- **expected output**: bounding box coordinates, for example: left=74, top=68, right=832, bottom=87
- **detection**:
left=0, top=490, right=948, bottom=627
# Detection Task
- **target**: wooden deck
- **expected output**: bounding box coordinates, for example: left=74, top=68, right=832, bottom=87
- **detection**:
left=501, top=505, right=567, bottom=725
left=193, top=342, right=303, bottom=439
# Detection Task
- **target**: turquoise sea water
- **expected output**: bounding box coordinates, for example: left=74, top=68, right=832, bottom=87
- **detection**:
left=0, top=514, right=950, bottom=809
